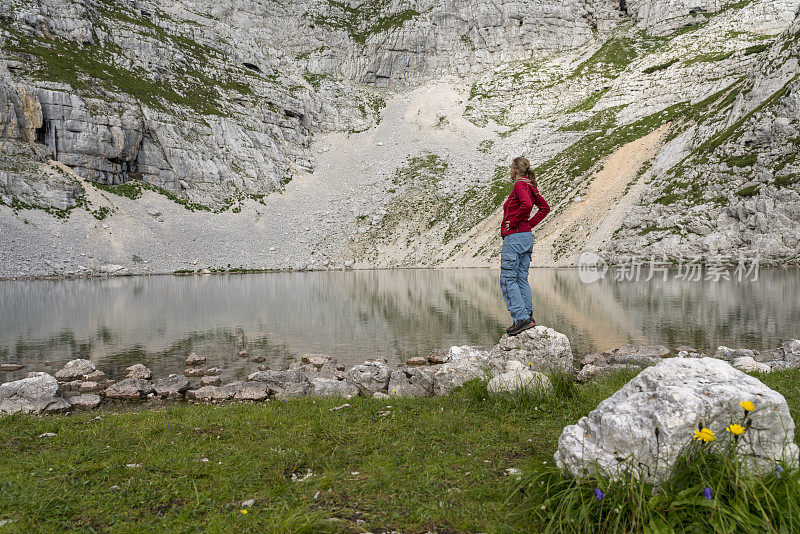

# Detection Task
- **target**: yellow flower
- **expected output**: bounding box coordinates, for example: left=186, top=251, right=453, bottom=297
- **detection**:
left=726, top=424, right=746, bottom=436
left=693, top=428, right=716, bottom=442
left=740, top=401, right=755, bottom=412
left=240, top=510, right=248, bottom=515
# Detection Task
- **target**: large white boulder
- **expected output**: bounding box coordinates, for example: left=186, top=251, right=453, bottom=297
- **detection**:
left=492, top=326, right=574, bottom=374
left=0, top=373, right=71, bottom=414
left=555, top=358, right=799, bottom=483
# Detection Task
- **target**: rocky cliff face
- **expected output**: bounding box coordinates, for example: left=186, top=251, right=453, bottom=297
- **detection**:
left=1, top=0, right=799, bottom=275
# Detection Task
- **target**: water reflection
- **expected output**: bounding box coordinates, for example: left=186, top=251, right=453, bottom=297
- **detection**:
left=1, top=268, right=798, bottom=380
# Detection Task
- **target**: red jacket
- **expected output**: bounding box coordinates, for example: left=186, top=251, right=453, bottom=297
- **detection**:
left=501, top=178, right=550, bottom=237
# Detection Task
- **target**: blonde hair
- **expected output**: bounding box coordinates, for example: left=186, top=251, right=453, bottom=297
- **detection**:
left=510, top=156, right=538, bottom=188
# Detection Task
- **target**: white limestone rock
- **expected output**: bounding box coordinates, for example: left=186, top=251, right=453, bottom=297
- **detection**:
left=310, top=377, right=360, bottom=399
left=388, top=368, right=435, bottom=397
left=493, top=326, right=574, bottom=374
left=732, top=356, right=772, bottom=374
left=555, top=358, right=799, bottom=483
left=301, top=354, right=331, bottom=369
left=68, top=393, right=101, bottom=410
left=154, top=374, right=191, bottom=399
left=345, top=361, right=392, bottom=396
left=185, top=353, right=206, bottom=367
left=186, top=384, right=237, bottom=402
left=125, top=364, right=152, bottom=380
left=54, top=359, right=96, bottom=381
left=432, top=346, right=495, bottom=396
left=714, top=346, right=758, bottom=362
left=487, top=369, right=552, bottom=394
left=233, top=382, right=270, bottom=401
left=0, top=372, right=71, bottom=414
left=104, top=378, right=154, bottom=401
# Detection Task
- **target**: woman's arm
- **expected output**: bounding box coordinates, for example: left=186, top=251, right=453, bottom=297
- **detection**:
left=528, top=188, right=550, bottom=227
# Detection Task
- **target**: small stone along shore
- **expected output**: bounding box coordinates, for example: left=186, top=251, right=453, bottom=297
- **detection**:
left=1, top=325, right=799, bottom=415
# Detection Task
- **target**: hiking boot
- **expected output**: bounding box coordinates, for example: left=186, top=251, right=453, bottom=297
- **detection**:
left=507, top=318, right=535, bottom=336
left=506, top=316, right=537, bottom=334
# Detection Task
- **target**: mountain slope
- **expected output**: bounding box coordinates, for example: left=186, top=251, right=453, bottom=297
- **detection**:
left=1, top=0, right=799, bottom=277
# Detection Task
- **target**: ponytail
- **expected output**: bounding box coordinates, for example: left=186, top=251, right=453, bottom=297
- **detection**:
left=511, top=156, right=538, bottom=188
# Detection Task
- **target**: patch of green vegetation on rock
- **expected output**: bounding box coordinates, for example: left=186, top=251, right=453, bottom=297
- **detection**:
left=0, top=7, right=255, bottom=116
left=477, top=140, right=495, bottom=154
left=735, top=184, right=761, bottom=197
left=695, top=73, right=799, bottom=156
left=566, top=88, right=611, bottom=114
left=94, top=182, right=144, bottom=200
left=90, top=180, right=240, bottom=212
left=0, top=196, right=73, bottom=219
left=460, top=33, right=476, bottom=51
left=745, top=43, right=771, bottom=55
left=775, top=174, right=799, bottom=187
left=304, top=1, right=420, bottom=46
left=368, top=94, right=387, bottom=124
left=569, top=36, right=638, bottom=80
left=683, top=51, right=734, bottom=65
left=560, top=107, right=621, bottom=132
left=393, top=154, right=449, bottom=186
left=669, top=20, right=710, bottom=37
left=303, top=71, right=332, bottom=90
left=654, top=193, right=681, bottom=206
left=643, top=58, right=678, bottom=74
left=638, top=225, right=680, bottom=236
left=726, top=154, right=757, bottom=167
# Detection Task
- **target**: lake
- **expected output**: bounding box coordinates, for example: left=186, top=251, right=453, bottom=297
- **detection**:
left=1, top=268, right=799, bottom=381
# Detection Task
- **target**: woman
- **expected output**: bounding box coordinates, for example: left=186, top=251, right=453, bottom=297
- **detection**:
left=500, top=156, right=550, bottom=336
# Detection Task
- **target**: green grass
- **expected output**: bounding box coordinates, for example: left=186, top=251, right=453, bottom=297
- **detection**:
left=1, top=369, right=798, bottom=532
left=0, top=370, right=633, bottom=533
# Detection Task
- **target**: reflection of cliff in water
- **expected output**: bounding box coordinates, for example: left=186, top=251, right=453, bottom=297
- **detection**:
left=529, top=268, right=800, bottom=355
left=1, top=269, right=798, bottom=380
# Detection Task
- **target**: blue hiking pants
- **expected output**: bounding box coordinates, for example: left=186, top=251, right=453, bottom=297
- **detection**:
left=500, top=231, right=534, bottom=322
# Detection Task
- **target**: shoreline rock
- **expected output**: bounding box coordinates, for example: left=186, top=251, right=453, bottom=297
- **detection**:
left=3, top=330, right=800, bottom=416
left=0, top=373, right=71, bottom=414
left=555, top=358, right=800, bottom=484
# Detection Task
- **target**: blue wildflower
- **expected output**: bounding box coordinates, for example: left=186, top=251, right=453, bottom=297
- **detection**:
left=704, top=486, right=712, bottom=500
left=777, top=464, right=784, bottom=479
left=594, top=488, right=604, bottom=501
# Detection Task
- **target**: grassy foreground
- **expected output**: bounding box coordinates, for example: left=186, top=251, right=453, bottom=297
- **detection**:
left=0, top=370, right=799, bottom=533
